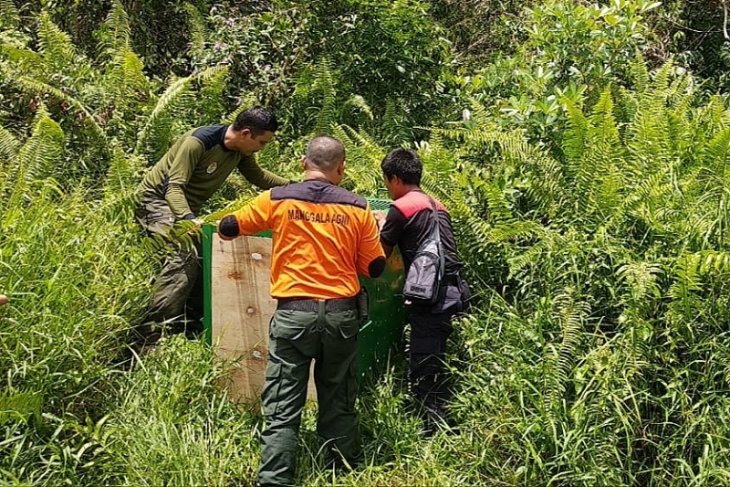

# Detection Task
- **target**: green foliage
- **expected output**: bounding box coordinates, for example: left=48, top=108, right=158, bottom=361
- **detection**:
left=3, top=0, right=730, bottom=485
left=15, top=0, right=216, bottom=75
left=425, top=61, right=730, bottom=483
left=660, top=0, right=730, bottom=95
left=429, top=0, right=528, bottom=60
left=0, top=7, right=232, bottom=188
left=183, top=0, right=451, bottom=141
left=95, top=336, right=260, bottom=485
left=451, top=0, right=663, bottom=144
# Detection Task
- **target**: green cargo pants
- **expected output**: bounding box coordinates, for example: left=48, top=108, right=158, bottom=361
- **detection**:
left=258, top=305, right=361, bottom=487
left=135, top=192, right=202, bottom=325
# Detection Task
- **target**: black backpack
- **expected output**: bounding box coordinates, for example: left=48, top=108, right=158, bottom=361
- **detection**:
left=402, top=198, right=444, bottom=305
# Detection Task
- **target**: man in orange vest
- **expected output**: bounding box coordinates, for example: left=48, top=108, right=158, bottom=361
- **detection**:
left=217, top=135, right=385, bottom=486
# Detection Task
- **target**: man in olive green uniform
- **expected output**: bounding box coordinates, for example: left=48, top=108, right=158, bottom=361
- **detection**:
left=217, top=136, right=386, bottom=486
left=136, top=107, right=289, bottom=331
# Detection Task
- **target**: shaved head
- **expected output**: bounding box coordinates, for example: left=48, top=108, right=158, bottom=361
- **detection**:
left=305, top=136, right=345, bottom=172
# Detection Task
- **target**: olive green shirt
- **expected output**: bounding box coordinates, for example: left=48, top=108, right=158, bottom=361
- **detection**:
left=139, top=124, right=288, bottom=219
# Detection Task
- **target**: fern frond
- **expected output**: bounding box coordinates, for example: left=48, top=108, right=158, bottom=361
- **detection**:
left=617, top=261, right=663, bottom=301
left=333, top=125, right=384, bottom=194
left=627, top=97, right=671, bottom=175
left=135, top=65, right=226, bottom=155
left=104, top=142, right=138, bottom=197
left=221, top=94, right=258, bottom=125
left=184, top=2, right=207, bottom=56
left=628, top=50, right=649, bottom=93
left=651, top=61, right=674, bottom=96
left=695, top=250, right=730, bottom=275
left=556, top=295, right=589, bottom=388
left=197, top=66, right=229, bottom=123
left=100, top=0, right=131, bottom=57
left=507, top=239, right=549, bottom=277
left=467, top=96, right=492, bottom=127
left=7, top=73, right=107, bottom=147
left=668, top=253, right=703, bottom=304
left=0, top=104, right=64, bottom=210
left=543, top=294, right=590, bottom=421
left=562, top=96, right=588, bottom=166
left=419, top=139, right=461, bottom=185
left=337, top=124, right=383, bottom=157
left=381, top=98, right=400, bottom=140
left=430, top=126, right=501, bottom=149
left=38, top=12, right=75, bottom=64
left=18, top=104, right=65, bottom=184
left=0, top=125, right=20, bottom=201
left=104, top=50, right=150, bottom=104
left=343, top=95, right=374, bottom=121
left=482, top=182, right=514, bottom=225
left=703, top=127, right=730, bottom=180
left=313, top=60, right=337, bottom=134
left=590, top=88, right=619, bottom=146
left=0, top=126, right=20, bottom=159
left=0, top=0, right=19, bottom=29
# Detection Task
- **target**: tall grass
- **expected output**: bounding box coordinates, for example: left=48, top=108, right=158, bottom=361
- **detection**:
left=0, top=179, right=153, bottom=483
left=3, top=3, right=730, bottom=486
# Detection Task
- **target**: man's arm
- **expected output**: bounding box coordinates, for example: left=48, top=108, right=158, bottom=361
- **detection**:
left=356, top=207, right=386, bottom=278
left=217, top=192, right=273, bottom=240
left=381, top=242, right=394, bottom=259
left=378, top=206, right=406, bottom=260
left=373, top=211, right=394, bottom=258
left=166, top=138, right=205, bottom=219
left=237, top=156, right=290, bottom=190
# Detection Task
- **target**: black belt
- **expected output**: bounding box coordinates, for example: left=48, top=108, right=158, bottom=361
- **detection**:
left=276, top=297, right=358, bottom=312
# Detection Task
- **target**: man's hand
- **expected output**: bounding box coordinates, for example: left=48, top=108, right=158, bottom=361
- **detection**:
left=217, top=215, right=240, bottom=241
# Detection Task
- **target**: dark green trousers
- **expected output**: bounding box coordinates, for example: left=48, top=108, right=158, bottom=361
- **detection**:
left=135, top=193, right=202, bottom=325
left=258, top=306, right=361, bottom=487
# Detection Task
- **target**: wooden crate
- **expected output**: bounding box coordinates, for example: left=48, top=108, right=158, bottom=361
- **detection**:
left=202, top=199, right=406, bottom=403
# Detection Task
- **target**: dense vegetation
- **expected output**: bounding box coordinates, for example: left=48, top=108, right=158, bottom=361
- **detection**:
left=2, top=0, right=730, bottom=484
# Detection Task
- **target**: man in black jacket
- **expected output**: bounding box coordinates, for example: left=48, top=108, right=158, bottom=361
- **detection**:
left=376, top=148, right=469, bottom=434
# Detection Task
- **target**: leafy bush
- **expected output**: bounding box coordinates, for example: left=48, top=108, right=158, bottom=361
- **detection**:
left=13, top=0, right=216, bottom=75
left=451, top=0, right=663, bottom=143
left=3, top=0, right=730, bottom=485
left=182, top=0, right=452, bottom=140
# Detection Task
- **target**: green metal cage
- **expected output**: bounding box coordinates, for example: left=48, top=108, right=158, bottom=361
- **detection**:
left=202, top=198, right=406, bottom=382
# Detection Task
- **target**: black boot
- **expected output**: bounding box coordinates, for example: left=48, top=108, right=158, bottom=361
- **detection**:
left=422, top=402, right=460, bottom=437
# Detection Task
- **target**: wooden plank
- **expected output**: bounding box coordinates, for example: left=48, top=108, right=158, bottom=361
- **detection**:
left=210, top=234, right=316, bottom=402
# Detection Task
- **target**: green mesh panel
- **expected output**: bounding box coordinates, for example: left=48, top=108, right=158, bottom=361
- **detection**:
left=366, top=198, right=392, bottom=211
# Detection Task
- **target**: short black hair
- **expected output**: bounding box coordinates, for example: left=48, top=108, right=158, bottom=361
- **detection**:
left=381, top=148, right=422, bottom=185
left=233, top=107, right=278, bottom=135
left=306, top=136, right=345, bottom=171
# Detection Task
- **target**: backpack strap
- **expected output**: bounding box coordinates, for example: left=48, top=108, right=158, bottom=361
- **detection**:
left=428, top=196, right=441, bottom=244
